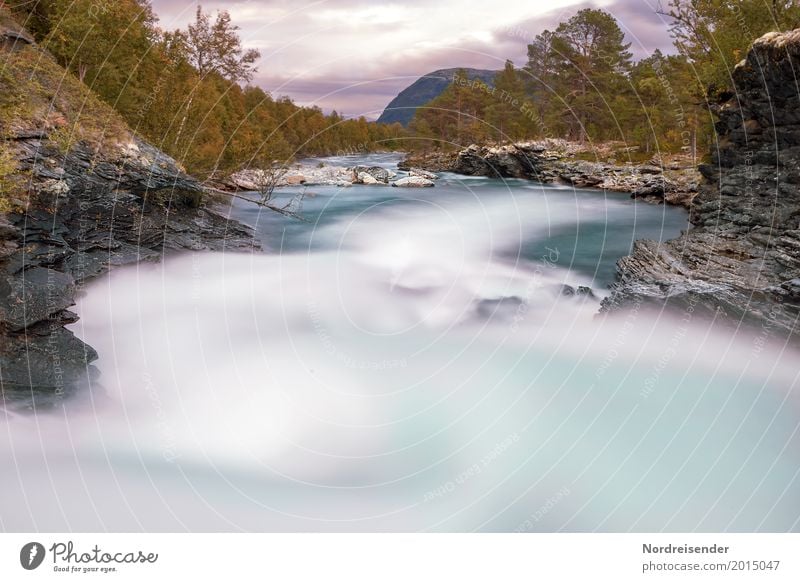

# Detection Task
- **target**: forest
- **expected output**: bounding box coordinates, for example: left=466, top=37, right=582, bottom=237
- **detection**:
left=6, top=1, right=800, bottom=171
left=6, top=0, right=406, bottom=178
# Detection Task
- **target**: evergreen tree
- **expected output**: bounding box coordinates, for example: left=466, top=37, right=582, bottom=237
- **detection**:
left=549, top=8, right=633, bottom=141
left=485, top=61, right=531, bottom=142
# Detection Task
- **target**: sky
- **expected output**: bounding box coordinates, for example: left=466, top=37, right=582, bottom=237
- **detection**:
left=150, top=0, right=677, bottom=119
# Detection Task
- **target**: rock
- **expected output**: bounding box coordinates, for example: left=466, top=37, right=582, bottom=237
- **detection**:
left=1, top=24, right=34, bottom=51
left=603, top=29, right=800, bottom=340
left=559, top=284, right=597, bottom=299
left=408, top=168, right=438, bottom=180
left=2, top=138, right=255, bottom=403
left=37, top=178, right=70, bottom=197
left=392, top=176, right=435, bottom=188
left=450, top=143, right=537, bottom=178
left=639, top=165, right=662, bottom=174
left=285, top=175, right=306, bottom=185
left=229, top=165, right=353, bottom=188
left=0, top=150, right=256, bottom=399
left=0, top=323, right=98, bottom=400
left=228, top=171, right=260, bottom=191
left=455, top=145, right=492, bottom=176
left=0, top=267, right=76, bottom=332
left=399, top=140, right=699, bottom=207
left=398, top=151, right=459, bottom=172
left=353, top=166, right=394, bottom=184
left=563, top=173, right=604, bottom=188
left=358, top=172, right=381, bottom=185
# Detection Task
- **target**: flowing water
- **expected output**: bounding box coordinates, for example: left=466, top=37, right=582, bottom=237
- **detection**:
left=2, top=153, right=799, bottom=532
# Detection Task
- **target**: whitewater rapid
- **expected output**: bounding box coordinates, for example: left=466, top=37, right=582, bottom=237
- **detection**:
left=2, top=157, right=798, bottom=531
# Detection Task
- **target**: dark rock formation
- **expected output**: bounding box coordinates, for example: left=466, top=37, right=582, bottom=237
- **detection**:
left=602, top=30, right=800, bottom=339
left=0, top=19, right=259, bottom=405
left=1, top=136, right=256, bottom=407
left=398, top=150, right=461, bottom=173
left=560, top=284, right=597, bottom=299
left=399, top=141, right=698, bottom=207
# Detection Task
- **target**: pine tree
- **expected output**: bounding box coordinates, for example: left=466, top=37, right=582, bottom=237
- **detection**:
left=549, top=8, right=633, bottom=141
left=485, top=61, right=529, bottom=142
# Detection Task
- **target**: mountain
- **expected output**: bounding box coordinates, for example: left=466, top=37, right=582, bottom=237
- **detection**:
left=377, top=68, right=498, bottom=126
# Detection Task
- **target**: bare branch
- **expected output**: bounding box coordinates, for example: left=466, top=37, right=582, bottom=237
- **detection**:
left=205, top=186, right=309, bottom=221
left=252, top=163, right=289, bottom=204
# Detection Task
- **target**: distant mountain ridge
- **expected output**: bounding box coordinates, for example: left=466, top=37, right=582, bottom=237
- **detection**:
left=377, top=68, right=498, bottom=127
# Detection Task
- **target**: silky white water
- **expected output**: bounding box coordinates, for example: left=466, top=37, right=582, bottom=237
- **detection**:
left=2, top=154, right=798, bottom=531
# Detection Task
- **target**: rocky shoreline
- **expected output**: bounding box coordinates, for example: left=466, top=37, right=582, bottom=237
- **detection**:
left=396, top=27, right=800, bottom=341
left=225, top=164, right=437, bottom=190
left=0, top=137, right=256, bottom=407
left=602, top=30, right=800, bottom=339
left=399, top=140, right=700, bottom=208
left=0, top=21, right=260, bottom=404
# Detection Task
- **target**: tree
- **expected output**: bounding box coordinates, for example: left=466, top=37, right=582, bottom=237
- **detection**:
left=409, top=69, right=499, bottom=146
left=253, top=164, right=289, bottom=204
left=660, top=0, right=800, bottom=96
left=4, top=0, right=406, bottom=186
left=627, top=50, right=700, bottom=156
left=485, top=60, right=532, bottom=142
left=549, top=8, right=633, bottom=141
left=521, top=29, right=561, bottom=136
left=179, top=5, right=260, bottom=82
left=38, top=0, right=163, bottom=122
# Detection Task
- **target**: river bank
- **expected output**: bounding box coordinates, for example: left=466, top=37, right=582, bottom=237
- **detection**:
left=603, top=30, right=800, bottom=340
left=0, top=23, right=257, bottom=403
left=221, top=156, right=438, bottom=190
left=0, top=137, right=257, bottom=406
left=398, top=140, right=700, bottom=208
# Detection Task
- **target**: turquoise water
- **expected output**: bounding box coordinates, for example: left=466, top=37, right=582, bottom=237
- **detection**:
left=2, top=154, right=799, bottom=532
left=228, top=153, right=687, bottom=290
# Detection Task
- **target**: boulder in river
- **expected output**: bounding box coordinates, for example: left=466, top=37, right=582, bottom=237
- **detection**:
left=408, top=167, right=438, bottom=180
left=399, top=139, right=700, bottom=208
left=358, top=172, right=381, bottom=185
left=353, top=166, right=395, bottom=184
left=392, top=176, right=435, bottom=188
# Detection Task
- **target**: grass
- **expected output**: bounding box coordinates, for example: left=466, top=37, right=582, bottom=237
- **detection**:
left=0, top=43, right=131, bottom=150
left=0, top=14, right=146, bottom=212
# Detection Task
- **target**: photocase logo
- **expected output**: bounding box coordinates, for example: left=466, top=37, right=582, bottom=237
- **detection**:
left=20, top=542, right=46, bottom=570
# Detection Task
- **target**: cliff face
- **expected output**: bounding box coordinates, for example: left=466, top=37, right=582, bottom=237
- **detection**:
left=0, top=21, right=255, bottom=406
left=603, top=30, right=800, bottom=337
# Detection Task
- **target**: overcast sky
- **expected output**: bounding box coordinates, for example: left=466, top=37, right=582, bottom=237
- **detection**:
left=150, top=0, right=676, bottom=119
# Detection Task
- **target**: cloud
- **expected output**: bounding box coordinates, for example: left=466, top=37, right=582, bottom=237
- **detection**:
left=150, top=0, right=677, bottom=119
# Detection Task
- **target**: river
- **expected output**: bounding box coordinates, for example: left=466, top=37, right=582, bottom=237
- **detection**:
left=2, top=153, right=798, bottom=531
